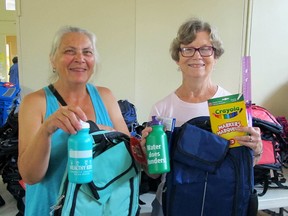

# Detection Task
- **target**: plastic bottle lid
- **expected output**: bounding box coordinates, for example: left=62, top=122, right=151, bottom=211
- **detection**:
left=80, top=120, right=90, bottom=129
left=150, top=116, right=162, bottom=126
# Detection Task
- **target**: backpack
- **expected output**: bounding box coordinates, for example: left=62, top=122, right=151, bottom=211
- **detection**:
left=0, top=107, right=25, bottom=216
left=276, top=115, right=288, bottom=166
left=163, top=116, right=258, bottom=216
left=251, top=105, right=288, bottom=196
left=117, top=100, right=157, bottom=201
left=118, top=100, right=139, bottom=137
left=51, top=121, right=141, bottom=216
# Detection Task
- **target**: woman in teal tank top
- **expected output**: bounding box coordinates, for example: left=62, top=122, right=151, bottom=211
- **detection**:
left=18, top=26, right=130, bottom=216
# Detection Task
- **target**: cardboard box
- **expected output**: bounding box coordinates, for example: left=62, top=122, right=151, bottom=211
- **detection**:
left=208, top=93, right=248, bottom=148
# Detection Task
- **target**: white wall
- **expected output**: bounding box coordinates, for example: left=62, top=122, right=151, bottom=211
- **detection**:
left=250, top=0, right=288, bottom=117
left=135, top=0, right=245, bottom=122
left=15, top=0, right=288, bottom=123
left=17, top=0, right=136, bottom=103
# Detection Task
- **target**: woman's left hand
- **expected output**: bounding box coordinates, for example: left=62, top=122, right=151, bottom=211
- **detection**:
left=234, top=126, right=263, bottom=163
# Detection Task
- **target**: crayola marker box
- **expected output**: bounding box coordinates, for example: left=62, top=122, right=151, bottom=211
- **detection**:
left=208, top=93, right=248, bottom=148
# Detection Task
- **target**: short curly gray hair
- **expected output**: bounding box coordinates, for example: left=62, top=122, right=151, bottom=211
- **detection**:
left=170, top=17, right=224, bottom=61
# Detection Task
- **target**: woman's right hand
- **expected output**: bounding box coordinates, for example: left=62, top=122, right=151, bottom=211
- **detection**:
left=44, top=105, right=87, bottom=135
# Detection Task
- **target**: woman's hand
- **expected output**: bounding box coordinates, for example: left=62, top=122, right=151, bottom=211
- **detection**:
left=140, top=126, right=161, bottom=179
left=140, top=126, right=153, bottom=157
left=234, top=126, right=263, bottom=164
left=44, top=105, right=87, bottom=135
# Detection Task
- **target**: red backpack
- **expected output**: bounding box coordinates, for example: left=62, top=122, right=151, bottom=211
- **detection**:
left=251, top=105, right=288, bottom=196
left=252, top=105, right=283, bottom=165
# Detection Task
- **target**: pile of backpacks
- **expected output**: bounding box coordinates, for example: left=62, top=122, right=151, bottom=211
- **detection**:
left=0, top=107, right=25, bottom=215
left=252, top=105, right=288, bottom=196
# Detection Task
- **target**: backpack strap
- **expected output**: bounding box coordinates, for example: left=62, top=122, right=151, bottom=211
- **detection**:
left=48, top=84, right=67, bottom=106
left=48, top=85, right=100, bottom=132
left=70, top=184, right=82, bottom=216
left=87, top=120, right=100, bottom=132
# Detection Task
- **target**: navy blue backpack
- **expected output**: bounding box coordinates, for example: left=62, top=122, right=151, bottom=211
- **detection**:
left=118, top=100, right=139, bottom=137
left=163, top=116, right=258, bottom=216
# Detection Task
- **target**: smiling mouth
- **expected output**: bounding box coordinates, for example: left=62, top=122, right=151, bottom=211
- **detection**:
left=70, top=68, right=87, bottom=72
left=188, top=63, right=205, bottom=68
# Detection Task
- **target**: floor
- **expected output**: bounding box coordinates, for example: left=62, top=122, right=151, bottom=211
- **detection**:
left=139, top=192, right=155, bottom=216
left=0, top=179, right=287, bottom=216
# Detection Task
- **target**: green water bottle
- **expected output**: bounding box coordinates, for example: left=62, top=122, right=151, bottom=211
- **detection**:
left=146, top=116, right=170, bottom=174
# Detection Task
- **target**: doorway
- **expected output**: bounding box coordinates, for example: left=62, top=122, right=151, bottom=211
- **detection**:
left=0, top=0, right=17, bottom=82
left=6, top=36, right=17, bottom=81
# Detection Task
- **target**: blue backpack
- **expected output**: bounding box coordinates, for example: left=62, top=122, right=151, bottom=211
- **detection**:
left=118, top=100, right=139, bottom=137
left=163, top=116, right=258, bottom=216
left=51, top=122, right=141, bottom=216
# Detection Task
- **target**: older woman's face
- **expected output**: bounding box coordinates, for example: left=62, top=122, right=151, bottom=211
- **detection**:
left=177, top=31, right=216, bottom=80
left=52, top=32, right=95, bottom=84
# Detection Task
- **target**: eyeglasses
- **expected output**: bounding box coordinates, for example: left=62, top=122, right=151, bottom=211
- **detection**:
left=179, top=46, right=215, bottom=57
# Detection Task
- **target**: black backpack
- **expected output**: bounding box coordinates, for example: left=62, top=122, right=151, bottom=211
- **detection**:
left=0, top=107, right=25, bottom=216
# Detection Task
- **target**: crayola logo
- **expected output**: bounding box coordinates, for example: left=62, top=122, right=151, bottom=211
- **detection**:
left=208, top=93, right=248, bottom=148
left=213, top=107, right=243, bottom=119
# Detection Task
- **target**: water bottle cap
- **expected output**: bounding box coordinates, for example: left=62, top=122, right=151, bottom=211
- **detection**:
left=80, top=120, right=90, bottom=129
left=150, top=116, right=162, bottom=126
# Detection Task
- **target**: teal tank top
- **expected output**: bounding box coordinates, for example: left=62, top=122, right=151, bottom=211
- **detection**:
left=24, top=83, right=112, bottom=216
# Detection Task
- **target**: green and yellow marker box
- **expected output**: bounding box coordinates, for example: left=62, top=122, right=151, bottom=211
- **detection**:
left=208, top=93, right=248, bottom=148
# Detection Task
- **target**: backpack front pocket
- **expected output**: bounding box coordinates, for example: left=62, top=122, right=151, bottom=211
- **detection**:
left=80, top=141, right=138, bottom=203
